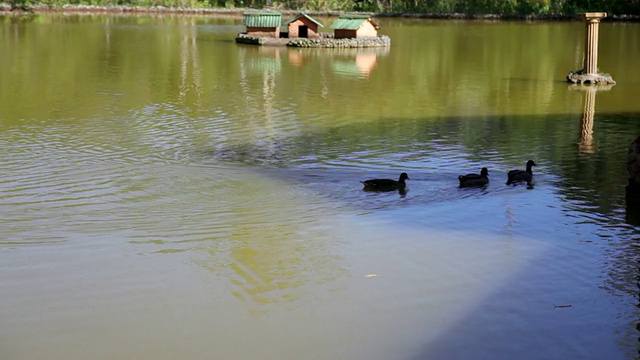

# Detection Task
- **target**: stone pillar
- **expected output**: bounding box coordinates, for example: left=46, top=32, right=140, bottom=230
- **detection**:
left=566, top=12, right=615, bottom=85
left=583, top=12, right=606, bottom=75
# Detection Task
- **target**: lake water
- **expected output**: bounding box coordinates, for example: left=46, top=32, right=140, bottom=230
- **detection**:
left=1, top=13, right=640, bottom=360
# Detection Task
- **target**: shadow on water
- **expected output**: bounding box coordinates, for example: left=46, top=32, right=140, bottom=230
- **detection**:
left=192, top=110, right=640, bottom=357
left=195, top=110, right=640, bottom=214
left=192, top=107, right=640, bottom=234
left=404, top=243, right=640, bottom=360
left=626, top=198, right=640, bottom=227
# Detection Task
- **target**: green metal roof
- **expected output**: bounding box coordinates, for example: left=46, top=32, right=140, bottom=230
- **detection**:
left=330, top=15, right=379, bottom=30
left=243, top=12, right=282, bottom=28
left=283, top=12, right=324, bottom=27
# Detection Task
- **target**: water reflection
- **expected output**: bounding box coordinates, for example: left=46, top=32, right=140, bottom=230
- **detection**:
left=363, top=187, right=409, bottom=197
left=569, top=84, right=614, bottom=154
left=578, top=86, right=596, bottom=154
left=239, top=45, right=283, bottom=74
left=178, top=17, right=203, bottom=105
left=3, top=15, right=640, bottom=359
left=625, top=137, right=640, bottom=226
left=329, top=48, right=389, bottom=77
left=287, top=49, right=304, bottom=67
left=625, top=201, right=640, bottom=226
left=249, top=46, right=390, bottom=77
left=219, top=188, right=348, bottom=314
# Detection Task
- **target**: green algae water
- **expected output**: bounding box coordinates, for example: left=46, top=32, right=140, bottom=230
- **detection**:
left=1, top=13, right=640, bottom=360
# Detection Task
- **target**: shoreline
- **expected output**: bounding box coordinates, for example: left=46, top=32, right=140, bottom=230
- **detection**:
left=1, top=4, right=639, bottom=22
left=236, top=33, right=391, bottom=48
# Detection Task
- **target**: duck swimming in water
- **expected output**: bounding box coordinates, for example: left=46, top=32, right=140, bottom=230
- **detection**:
left=361, top=172, right=409, bottom=192
left=506, top=160, right=537, bottom=185
left=459, top=167, right=489, bottom=187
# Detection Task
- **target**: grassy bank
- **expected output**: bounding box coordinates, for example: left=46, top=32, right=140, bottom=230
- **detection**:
left=3, top=0, right=640, bottom=15
left=1, top=0, right=639, bottom=20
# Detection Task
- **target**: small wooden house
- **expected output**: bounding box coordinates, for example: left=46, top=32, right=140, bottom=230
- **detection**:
left=284, top=12, right=324, bottom=38
left=330, top=15, right=379, bottom=39
left=243, top=12, right=282, bottom=38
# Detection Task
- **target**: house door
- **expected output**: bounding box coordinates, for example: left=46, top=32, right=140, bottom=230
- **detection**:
left=299, top=25, right=308, bottom=38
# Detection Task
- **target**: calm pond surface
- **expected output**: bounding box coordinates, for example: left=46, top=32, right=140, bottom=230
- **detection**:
left=1, top=13, right=640, bottom=360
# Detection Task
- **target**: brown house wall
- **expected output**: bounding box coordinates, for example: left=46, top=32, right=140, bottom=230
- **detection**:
left=334, top=29, right=357, bottom=39
left=247, top=26, right=280, bottom=38
left=287, top=18, right=320, bottom=38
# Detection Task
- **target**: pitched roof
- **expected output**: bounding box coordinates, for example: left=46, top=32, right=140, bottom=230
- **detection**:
left=243, top=12, right=283, bottom=28
left=330, top=15, right=379, bottom=30
left=284, top=12, right=325, bottom=27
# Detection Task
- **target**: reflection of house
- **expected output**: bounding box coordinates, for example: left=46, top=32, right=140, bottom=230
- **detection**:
left=243, top=12, right=282, bottom=38
left=331, top=53, right=377, bottom=77
left=328, top=48, right=389, bottom=76
left=288, top=50, right=304, bottom=67
left=239, top=46, right=282, bottom=74
left=330, top=14, right=380, bottom=39
left=355, top=52, right=377, bottom=75
left=284, top=12, right=324, bottom=38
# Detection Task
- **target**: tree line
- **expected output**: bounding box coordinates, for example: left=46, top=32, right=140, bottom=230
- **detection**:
left=8, top=0, right=640, bottom=15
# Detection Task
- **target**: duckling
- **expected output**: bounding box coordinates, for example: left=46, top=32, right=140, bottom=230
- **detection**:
left=506, top=160, right=537, bottom=185
left=459, top=167, right=489, bottom=187
left=361, top=172, right=409, bottom=192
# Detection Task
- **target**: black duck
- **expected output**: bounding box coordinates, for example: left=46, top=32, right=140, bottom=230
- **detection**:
left=506, top=160, right=537, bottom=185
left=361, top=172, right=409, bottom=192
left=459, top=167, right=489, bottom=187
